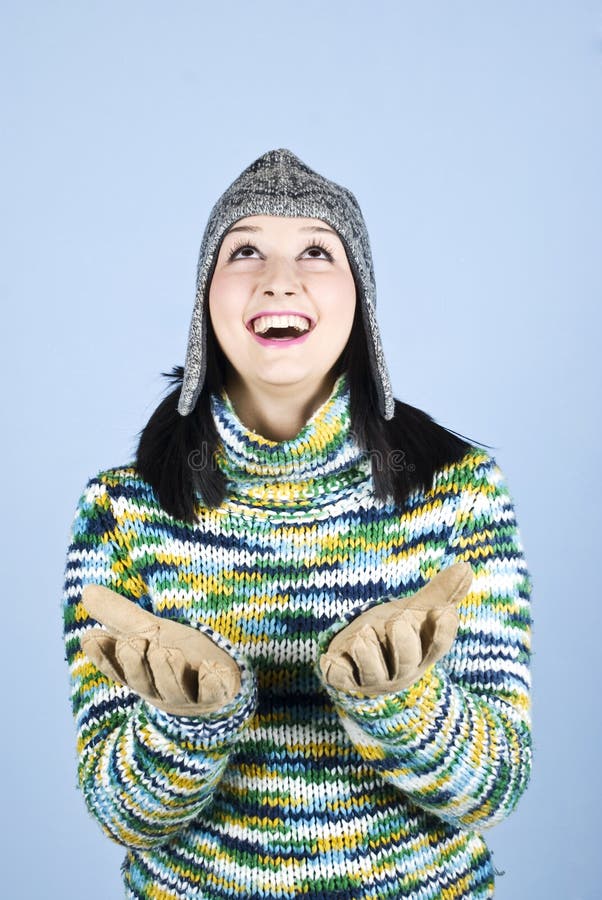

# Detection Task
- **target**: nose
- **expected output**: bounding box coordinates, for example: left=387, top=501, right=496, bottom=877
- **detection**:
left=259, top=255, right=301, bottom=297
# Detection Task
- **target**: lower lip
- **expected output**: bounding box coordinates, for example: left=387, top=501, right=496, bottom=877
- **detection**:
left=248, top=327, right=313, bottom=347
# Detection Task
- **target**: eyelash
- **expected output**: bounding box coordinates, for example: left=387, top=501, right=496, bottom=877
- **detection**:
left=227, top=238, right=335, bottom=262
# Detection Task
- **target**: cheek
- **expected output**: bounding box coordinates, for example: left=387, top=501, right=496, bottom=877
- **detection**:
left=208, top=283, right=242, bottom=335
left=329, top=276, right=356, bottom=327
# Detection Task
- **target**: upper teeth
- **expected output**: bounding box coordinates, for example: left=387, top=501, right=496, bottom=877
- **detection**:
left=252, top=314, right=311, bottom=335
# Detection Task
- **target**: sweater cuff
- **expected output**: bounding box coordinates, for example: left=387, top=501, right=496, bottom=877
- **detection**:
left=138, top=627, right=258, bottom=752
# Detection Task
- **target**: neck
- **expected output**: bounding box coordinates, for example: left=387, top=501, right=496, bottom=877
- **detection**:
left=223, top=371, right=341, bottom=442
left=209, top=370, right=372, bottom=513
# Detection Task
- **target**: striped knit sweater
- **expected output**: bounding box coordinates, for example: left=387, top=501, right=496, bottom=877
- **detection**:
left=62, top=372, right=533, bottom=899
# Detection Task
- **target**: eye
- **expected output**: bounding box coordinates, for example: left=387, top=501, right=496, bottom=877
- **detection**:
left=302, top=239, right=335, bottom=261
left=227, top=240, right=258, bottom=260
left=226, top=239, right=334, bottom=262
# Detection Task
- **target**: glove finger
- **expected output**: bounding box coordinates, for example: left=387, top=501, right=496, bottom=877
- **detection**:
left=348, top=625, right=391, bottom=685
left=146, top=644, right=192, bottom=706
left=418, top=609, right=442, bottom=653
left=319, top=653, right=361, bottom=693
left=197, top=661, right=240, bottom=710
left=385, top=614, right=423, bottom=680
left=81, top=631, right=126, bottom=685
left=419, top=607, right=460, bottom=671
left=405, top=562, right=473, bottom=612
left=81, top=584, right=157, bottom=638
left=115, top=637, right=157, bottom=699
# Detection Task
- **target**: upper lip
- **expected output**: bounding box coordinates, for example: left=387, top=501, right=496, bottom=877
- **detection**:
left=246, top=310, right=316, bottom=331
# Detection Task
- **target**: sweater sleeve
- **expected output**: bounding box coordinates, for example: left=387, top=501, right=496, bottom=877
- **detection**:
left=62, top=475, right=258, bottom=850
left=314, top=452, right=533, bottom=832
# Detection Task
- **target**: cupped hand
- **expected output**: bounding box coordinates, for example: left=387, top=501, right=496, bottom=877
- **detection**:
left=80, top=584, right=242, bottom=716
left=318, top=562, right=473, bottom=697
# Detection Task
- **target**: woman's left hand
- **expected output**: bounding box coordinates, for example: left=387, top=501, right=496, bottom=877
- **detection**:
left=318, top=562, right=473, bottom=696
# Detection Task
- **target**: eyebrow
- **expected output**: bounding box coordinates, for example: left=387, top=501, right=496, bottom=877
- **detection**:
left=225, top=224, right=338, bottom=236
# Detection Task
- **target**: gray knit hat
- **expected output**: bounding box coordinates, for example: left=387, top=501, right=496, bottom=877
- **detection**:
left=177, top=148, right=395, bottom=420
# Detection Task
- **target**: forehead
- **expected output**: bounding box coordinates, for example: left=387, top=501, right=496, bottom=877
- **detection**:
left=225, top=214, right=340, bottom=237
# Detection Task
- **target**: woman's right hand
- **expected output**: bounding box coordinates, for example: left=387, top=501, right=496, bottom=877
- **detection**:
left=80, top=584, right=242, bottom=716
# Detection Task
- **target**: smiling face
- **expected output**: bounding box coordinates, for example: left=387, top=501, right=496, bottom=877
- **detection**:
left=208, top=215, right=356, bottom=398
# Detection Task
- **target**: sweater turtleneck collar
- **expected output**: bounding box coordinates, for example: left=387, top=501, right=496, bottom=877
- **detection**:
left=209, top=371, right=372, bottom=512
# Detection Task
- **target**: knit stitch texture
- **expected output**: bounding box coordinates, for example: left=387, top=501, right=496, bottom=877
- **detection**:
left=62, top=372, right=533, bottom=899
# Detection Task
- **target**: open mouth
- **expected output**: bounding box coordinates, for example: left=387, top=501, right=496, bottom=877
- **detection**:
left=246, top=313, right=315, bottom=344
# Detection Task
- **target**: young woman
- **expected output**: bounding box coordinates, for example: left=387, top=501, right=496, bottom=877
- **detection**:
left=63, top=148, right=533, bottom=899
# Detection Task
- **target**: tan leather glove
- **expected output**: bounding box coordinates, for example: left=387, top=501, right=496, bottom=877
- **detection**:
left=81, top=584, right=242, bottom=716
left=318, top=561, right=473, bottom=697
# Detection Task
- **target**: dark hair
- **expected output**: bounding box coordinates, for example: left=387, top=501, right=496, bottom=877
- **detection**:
left=135, top=302, right=491, bottom=524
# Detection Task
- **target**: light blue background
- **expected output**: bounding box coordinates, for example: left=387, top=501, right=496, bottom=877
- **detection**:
left=1, top=2, right=600, bottom=897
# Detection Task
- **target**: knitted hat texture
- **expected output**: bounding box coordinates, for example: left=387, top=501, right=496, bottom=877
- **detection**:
left=177, top=148, right=395, bottom=420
